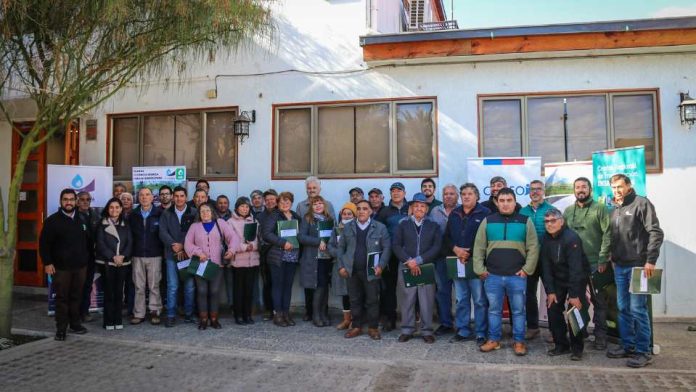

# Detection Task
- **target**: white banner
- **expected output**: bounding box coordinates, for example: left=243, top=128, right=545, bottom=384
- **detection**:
left=466, top=157, right=542, bottom=206
left=46, top=165, right=113, bottom=213
left=132, top=166, right=186, bottom=205
left=543, top=161, right=593, bottom=213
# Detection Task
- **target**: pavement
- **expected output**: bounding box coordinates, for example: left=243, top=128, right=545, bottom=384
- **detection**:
left=3, top=291, right=696, bottom=391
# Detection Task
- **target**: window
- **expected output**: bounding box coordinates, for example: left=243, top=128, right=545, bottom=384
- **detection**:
left=479, top=90, right=661, bottom=171
left=274, top=99, right=436, bottom=178
left=110, top=109, right=237, bottom=179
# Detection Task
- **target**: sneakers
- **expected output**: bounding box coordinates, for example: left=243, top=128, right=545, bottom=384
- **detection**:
left=184, top=314, right=196, bottom=323
left=150, top=312, right=161, bottom=325
left=165, top=318, right=176, bottom=328
left=54, top=331, right=66, bottom=341
left=480, top=340, right=501, bottom=352
left=627, top=353, right=653, bottom=368
left=105, top=325, right=115, bottom=331
left=547, top=346, right=571, bottom=356
left=513, top=342, right=528, bottom=356
left=434, top=325, right=454, bottom=336
left=449, top=334, right=475, bottom=343
left=115, top=325, right=124, bottom=330
left=525, top=328, right=540, bottom=340
left=607, top=346, right=635, bottom=358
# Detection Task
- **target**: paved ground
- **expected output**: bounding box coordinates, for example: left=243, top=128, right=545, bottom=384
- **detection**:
left=4, top=292, right=696, bottom=391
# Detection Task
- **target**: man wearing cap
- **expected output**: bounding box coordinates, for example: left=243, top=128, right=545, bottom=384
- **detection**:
left=393, top=193, right=443, bottom=343
left=349, top=187, right=364, bottom=205
left=368, top=188, right=385, bottom=219
left=250, top=190, right=265, bottom=219
left=421, top=178, right=443, bottom=213
left=481, top=176, right=521, bottom=215
left=376, top=182, right=410, bottom=331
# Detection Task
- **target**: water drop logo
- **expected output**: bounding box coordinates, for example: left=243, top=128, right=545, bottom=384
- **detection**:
left=175, top=168, right=185, bottom=180
left=72, top=174, right=84, bottom=188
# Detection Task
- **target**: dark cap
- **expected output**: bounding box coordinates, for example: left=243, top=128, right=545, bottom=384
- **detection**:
left=390, top=182, right=405, bottom=191
left=250, top=190, right=263, bottom=198
left=368, top=188, right=383, bottom=196
left=409, top=192, right=428, bottom=205
left=348, top=187, right=364, bottom=195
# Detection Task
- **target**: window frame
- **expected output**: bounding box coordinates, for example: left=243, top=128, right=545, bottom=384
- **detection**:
left=107, top=106, right=239, bottom=180
left=477, top=89, right=662, bottom=173
left=272, top=97, right=438, bottom=179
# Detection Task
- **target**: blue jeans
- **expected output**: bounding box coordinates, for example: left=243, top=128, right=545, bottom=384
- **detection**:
left=165, top=259, right=195, bottom=319
left=454, top=277, right=488, bottom=338
left=270, top=262, right=297, bottom=312
left=614, top=264, right=651, bottom=354
left=484, top=274, right=526, bottom=342
left=433, top=258, right=453, bottom=327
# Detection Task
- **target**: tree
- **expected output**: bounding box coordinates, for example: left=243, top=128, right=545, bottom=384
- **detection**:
left=0, top=0, right=273, bottom=338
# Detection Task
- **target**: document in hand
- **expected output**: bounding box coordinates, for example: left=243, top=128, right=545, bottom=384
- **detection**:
left=402, top=263, right=435, bottom=288
left=277, top=219, right=299, bottom=248
left=565, top=306, right=590, bottom=337
left=367, top=252, right=380, bottom=277
left=628, top=267, right=663, bottom=294
left=186, top=256, right=221, bottom=281
left=317, top=221, right=333, bottom=243
left=445, top=256, right=476, bottom=280
left=243, top=222, right=258, bottom=243
left=177, top=259, right=192, bottom=280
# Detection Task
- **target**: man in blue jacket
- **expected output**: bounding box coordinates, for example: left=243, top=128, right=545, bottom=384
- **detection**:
left=393, top=193, right=443, bottom=343
left=129, top=188, right=164, bottom=325
left=443, top=183, right=491, bottom=346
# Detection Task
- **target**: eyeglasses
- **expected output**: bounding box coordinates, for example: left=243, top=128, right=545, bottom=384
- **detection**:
left=544, top=218, right=559, bottom=224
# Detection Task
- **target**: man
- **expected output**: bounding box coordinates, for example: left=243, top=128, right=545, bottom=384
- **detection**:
left=368, top=188, right=385, bottom=219
left=339, top=200, right=391, bottom=340
left=250, top=190, right=265, bottom=219
left=76, top=191, right=100, bottom=323
left=191, top=189, right=212, bottom=210
left=158, top=185, right=173, bottom=210
left=606, top=174, right=664, bottom=368
left=296, top=176, right=335, bottom=321
left=257, top=189, right=278, bottom=320
left=216, top=195, right=232, bottom=220
left=474, top=188, right=539, bottom=356
left=393, top=193, right=443, bottom=343
left=444, top=183, right=490, bottom=346
left=129, top=188, right=164, bottom=325
left=159, top=186, right=197, bottom=327
left=349, top=187, right=364, bottom=205
left=541, top=209, right=591, bottom=361
left=519, top=179, right=553, bottom=340
left=119, top=191, right=135, bottom=316
left=481, top=176, right=521, bottom=214
left=120, top=192, right=134, bottom=217
left=376, top=182, right=410, bottom=331
left=421, top=178, right=442, bottom=213
left=39, top=189, right=90, bottom=340
left=563, top=177, right=611, bottom=349
left=187, top=179, right=211, bottom=208
left=113, top=183, right=127, bottom=198
left=428, top=184, right=459, bottom=336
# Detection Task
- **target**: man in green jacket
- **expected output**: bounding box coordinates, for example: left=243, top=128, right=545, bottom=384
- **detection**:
left=563, top=177, right=611, bottom=349
left=519, top=179, right=552, bottom=340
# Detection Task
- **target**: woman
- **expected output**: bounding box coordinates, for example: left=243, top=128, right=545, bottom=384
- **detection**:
left=227, top=197, right=260, bottom=325
left=184, top=204, right=236, bottom=330
left=95, top=197, right=133, bottom=331
left=328, top=202, right=356, bottom=330
left=298, top=196, right=335, bottom=327
left=261, top=191, right=301, bottom=327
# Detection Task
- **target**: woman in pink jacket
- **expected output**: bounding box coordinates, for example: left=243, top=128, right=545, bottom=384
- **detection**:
left=226, top=197, right=261, bottom=325
left=184, top=204, right=236, bottom=330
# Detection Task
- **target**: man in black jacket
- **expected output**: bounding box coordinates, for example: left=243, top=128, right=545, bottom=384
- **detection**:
left=541, top=209, right=591, bottom=361
left=39, top=189, right=90, bottom=340
left=257, top=189, right=278, bottom=320
left=129, top=188, right=164, bottom=325
left=77, top=191, right=100, bottom=323
left=606, top=174, right=664, bottom=368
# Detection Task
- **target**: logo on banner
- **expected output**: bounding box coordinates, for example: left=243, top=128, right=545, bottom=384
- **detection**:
left=70, top=174, right=96, bottom=192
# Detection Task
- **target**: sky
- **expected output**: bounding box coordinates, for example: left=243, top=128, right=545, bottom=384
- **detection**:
left=444, top=0, right=696, bottom=29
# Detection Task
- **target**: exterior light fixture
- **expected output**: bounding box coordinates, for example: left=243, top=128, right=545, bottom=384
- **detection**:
left=234, top=110, right=255, bottom=144
left=679, top=92, right=696, bottom=128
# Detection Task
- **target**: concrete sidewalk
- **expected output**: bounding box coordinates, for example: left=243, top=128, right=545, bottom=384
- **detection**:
left=4, top=292, right=696, bottom=391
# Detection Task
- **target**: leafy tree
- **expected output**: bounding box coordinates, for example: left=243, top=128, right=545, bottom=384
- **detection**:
left=0, top=0, right=273, bottom=338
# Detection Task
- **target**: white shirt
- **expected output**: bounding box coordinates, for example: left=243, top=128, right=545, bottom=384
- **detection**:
left=357, top=218, right=371, bottom=231
left=175, top=206, right=186, bottom=223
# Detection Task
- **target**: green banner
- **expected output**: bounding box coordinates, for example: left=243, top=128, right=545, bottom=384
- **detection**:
left=592, top=146, right=646, bottom=206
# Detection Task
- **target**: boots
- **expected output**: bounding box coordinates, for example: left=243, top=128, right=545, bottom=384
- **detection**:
left=320, top=287, right=330, bottom=327
left=284, top=311, right=296, bottom=326
left=198, top=312, right=208, bottom=330
left=312, top=287, right=325, bottom=327
left=210, top=312, right=221, bottom=329
left=273, top=311, right=288, bottom=327
left=336, top=310, right=352, bottom=330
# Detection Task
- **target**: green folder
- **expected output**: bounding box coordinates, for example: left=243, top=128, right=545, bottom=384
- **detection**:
left=277, top=219, right=299, bottom=248
left=186, top=256, right=221, bottom=281
left=402, top=263, right=435, bottom=288
left=367, top=252, right=380, bottom=277
left=629, top=267, right=663, bottom=294
left=591, top=264, right=614, bottom=292
left=177, top=259, right=192, bottom=281
left=565, top=306, right=590, bottom=336
left=243, top=222, right=258, bottom=242
left=445, top=256, right=476, bottom=280
left=317, top=221, right=333, bottom=243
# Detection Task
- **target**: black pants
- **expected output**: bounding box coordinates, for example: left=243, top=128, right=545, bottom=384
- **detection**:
left=348, top=269, right=380, bottom=328
left=589, top=280, right=608, bottom=339
left=103, top=264, right=128, bottom=327
left=526, top=273, right=540, bottom=329
left=379, top=256, right=399, bottom=323
left=304, top=288, right=314, bottom=317
left=80, top=261, right=96, bottom=316
left=53, top=267, right=86, bottom=332
left=233, top=266, right=259, bottom=319
left=259, top=249, right=273, bottom=313
left=125, top=266, right=135, bottom=316
left=548, top=284, right=589, bottom=353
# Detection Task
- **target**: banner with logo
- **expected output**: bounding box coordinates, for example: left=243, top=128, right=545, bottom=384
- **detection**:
left=466, top=157, right=542, bottom=206
left=543, top=161, right=593, bottom=212
left=132, top=166, right=186, bottom=205
left=592, top=146, right=647, bottom=206
left=46, top=165, right=113, bottom=214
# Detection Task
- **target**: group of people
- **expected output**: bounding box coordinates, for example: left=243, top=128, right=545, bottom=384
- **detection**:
left=39, top=173, right=663, bottom=368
